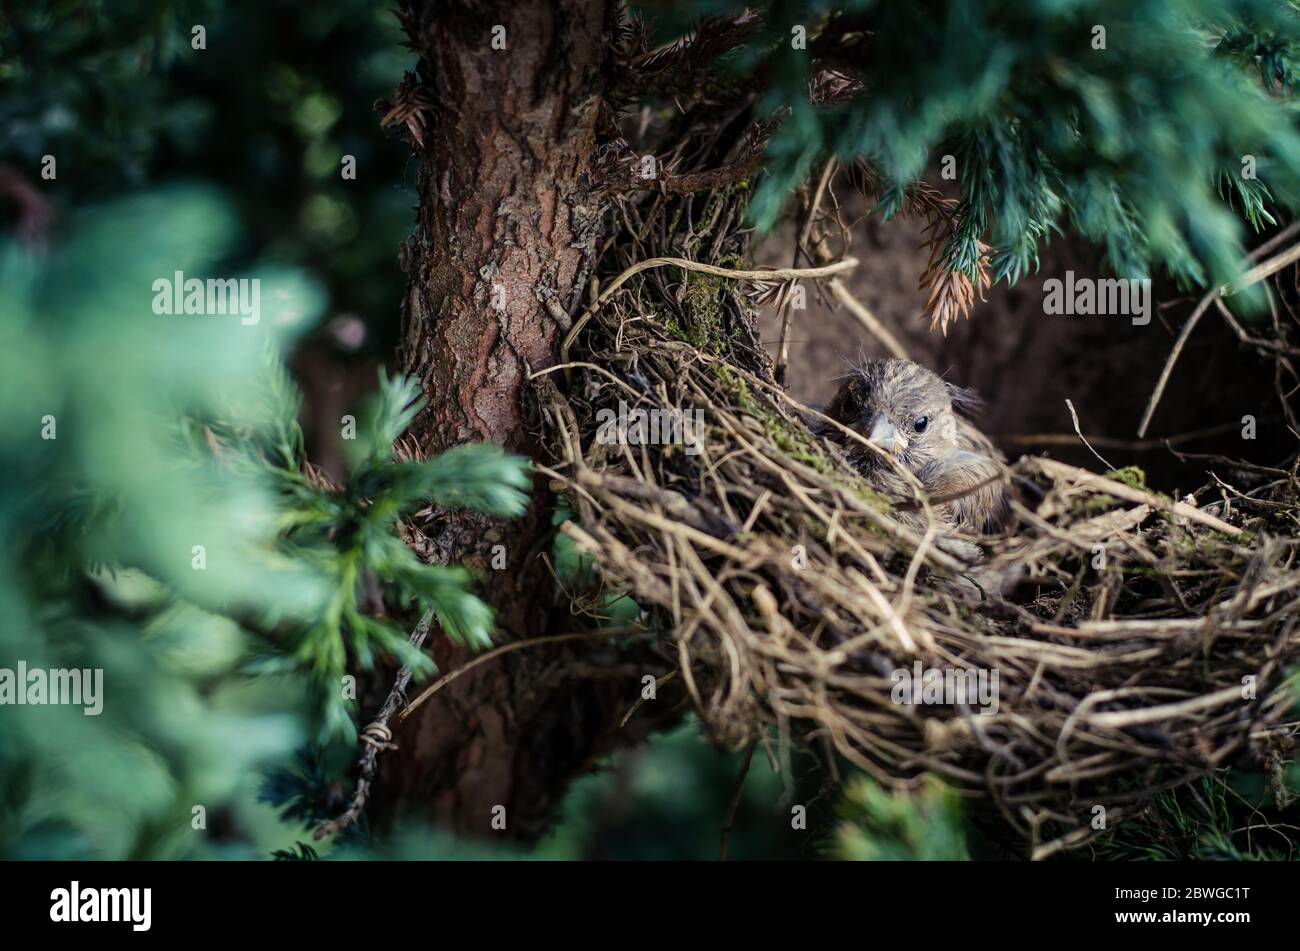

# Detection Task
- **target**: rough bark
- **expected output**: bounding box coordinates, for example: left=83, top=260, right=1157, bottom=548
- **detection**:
left=373, top=0, right=677, bottom=841
left=395, top=0, right=606, bottom=454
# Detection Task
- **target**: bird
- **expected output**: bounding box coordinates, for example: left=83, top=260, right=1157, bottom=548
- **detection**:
left=817, top=357, right=1010, bottom=535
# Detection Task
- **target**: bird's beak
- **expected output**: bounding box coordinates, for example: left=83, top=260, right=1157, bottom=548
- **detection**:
left=867, top=413, right=902, bottom=454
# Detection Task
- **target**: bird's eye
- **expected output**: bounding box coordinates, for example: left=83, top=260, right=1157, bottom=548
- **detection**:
left=914, top=415, right=929, bottom=433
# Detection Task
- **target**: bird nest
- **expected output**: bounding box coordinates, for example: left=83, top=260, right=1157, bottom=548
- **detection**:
left=535, top=231, right=1300, bottom=858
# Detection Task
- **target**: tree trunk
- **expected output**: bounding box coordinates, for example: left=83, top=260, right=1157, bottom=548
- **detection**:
left=395, top=0, right=607, bottom=454
left=375, top=0, right=665, bottom=841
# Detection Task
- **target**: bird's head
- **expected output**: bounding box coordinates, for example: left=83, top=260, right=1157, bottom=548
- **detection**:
left=823, top=358, right=977, bottom=473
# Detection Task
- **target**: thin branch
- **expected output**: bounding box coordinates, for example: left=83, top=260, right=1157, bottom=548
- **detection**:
left=719, top=742, right=757, bottom=861
left=1138, top=237, right=1300, bottom=437
left=828, top=277, right=911, bottom=361
left=1066, top=398, right=1115, bottom=471
left=398, top=629, right=632, bottom=721
left=313, top=607, right=436, bottom=841
left=776, top=158, right=836, bottom=385
left=1001, top=420, right=1246, bottom=451
left=1035, top=458, right=1244, bottom=535
left=561, top=256, right=858, bottom=364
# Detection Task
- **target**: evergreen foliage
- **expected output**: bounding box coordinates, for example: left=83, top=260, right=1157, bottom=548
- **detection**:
left=831, top=775, right=970, bottom=861
left=1085, top=773, right=1300, bottom=861
left=744, top=1, right=1300, bottom=299
left=0, top=191, right=528, bottom=858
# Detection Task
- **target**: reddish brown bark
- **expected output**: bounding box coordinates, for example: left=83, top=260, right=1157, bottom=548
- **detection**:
left=396, top=0, right=607, bottom=454
left=373, top=0, right=679, bottom=841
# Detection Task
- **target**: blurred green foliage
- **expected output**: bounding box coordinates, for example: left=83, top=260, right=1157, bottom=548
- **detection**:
left=831, top=775, right=970, bottom=861
left=0, top=0, right=414, bottom=350
left=0, top=190, right=528, bottom=858
left=540, top=719, right=833, bottom=860
left=0, top=187, right=321, bottom=859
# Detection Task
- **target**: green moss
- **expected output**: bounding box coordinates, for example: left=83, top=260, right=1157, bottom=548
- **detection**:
left=707, top=364, right=894, bottom=510
left=665, top=270, right=728, bottom=348
left=660, top=180, right=752, bottom=350
left=1070, top=493, right=1120, bottom=516
left=710, top=363, right=821, bottom=467
left=1105, top=465, right=1150, bottom=491
left=851, top=482, right=893, bottom=512
left=665, top=206, right=683, bottom=240
left=953, top=602, right=993, bottom=631
left=1206, top=529, right=1252, bottom=545
left=693, top=181, right=750, bottom=246
left=766, top=418, right=830, bottom=472
left=1104, top=465, right=1172, bottom=503
left=1165, top=519, right=1251, bottom=552
left=711, top=363, right=761, bottom=414
left=1121, top=564, right=1163, bottom=579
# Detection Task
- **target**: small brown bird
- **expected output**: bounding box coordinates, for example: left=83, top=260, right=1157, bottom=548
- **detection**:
left=819, top=358, right=1009, bottom=535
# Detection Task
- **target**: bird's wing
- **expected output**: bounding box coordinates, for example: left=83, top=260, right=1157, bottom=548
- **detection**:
left=955, top=416, right=1005, bottom=462
left=919, top=449, right=1010, bottom=534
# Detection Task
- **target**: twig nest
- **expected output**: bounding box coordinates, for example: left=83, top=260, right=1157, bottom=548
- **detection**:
left=541, top=197, right=1300, bottom=855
